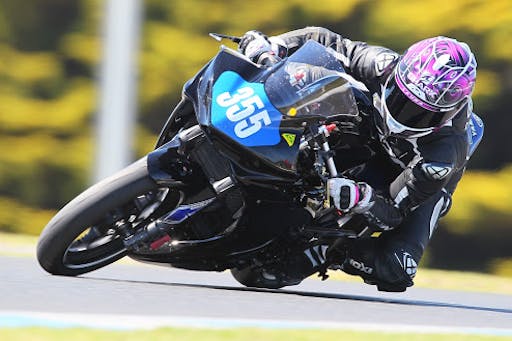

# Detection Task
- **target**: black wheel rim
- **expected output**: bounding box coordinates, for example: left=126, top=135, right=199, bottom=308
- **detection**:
left=63, top=228, right=126, bottom=270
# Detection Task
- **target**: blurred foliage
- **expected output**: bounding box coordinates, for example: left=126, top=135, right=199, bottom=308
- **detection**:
left=490, top=258, right=512, bottom=277
left=0, top=0, right=511, bottom=273
left=0, top=197, right=55, bottom=235
left=446, top=166, right=512, bottom=233
left=426, top=167, right=512, bottom=272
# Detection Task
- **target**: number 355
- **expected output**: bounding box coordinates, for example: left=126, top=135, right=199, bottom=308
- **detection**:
left=216, top=87, right=272, bottom=138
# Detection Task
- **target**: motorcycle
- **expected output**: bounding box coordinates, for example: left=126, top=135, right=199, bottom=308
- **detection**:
left=36, top=36, right=376, bottom=289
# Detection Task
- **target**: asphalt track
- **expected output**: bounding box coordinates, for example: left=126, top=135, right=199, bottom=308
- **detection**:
left=1, top=255, right=512, bottom=335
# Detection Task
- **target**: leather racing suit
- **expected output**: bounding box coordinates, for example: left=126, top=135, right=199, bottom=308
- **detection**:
left=273, top=27, right=483, bottom=291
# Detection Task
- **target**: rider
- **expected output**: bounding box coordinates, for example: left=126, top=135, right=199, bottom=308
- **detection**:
left=237, top=27, right=483, bottom=292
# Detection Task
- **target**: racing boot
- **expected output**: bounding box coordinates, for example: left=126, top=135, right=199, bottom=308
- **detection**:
left=339, top=238, right=415, bottom=292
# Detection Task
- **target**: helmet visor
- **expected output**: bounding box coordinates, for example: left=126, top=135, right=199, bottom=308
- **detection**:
left=385, top=75, right=459, bottom=129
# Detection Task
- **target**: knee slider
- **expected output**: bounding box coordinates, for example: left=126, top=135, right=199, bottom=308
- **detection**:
left=374, top=248, right=417, bottom=290
left=341, top=239, right=419, bottom=292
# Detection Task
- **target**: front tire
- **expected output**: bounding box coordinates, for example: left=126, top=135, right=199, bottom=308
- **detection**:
left=37, top=157, right=159, bottom=276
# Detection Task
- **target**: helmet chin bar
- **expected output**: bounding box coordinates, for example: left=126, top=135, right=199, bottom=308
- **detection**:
left=373, top=89, right=433, bottom=139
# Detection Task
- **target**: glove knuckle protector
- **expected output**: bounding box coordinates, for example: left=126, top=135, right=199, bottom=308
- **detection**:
left=238, top=30, right=269, bottom=56
left=328, top=178, right=360, bottom=212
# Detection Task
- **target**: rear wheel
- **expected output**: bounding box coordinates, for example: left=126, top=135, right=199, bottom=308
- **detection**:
left=36, top=157, right=166, bottom=276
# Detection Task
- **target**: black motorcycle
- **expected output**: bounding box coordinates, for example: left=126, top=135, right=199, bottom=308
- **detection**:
left=36, top=38, right=375, bottom=289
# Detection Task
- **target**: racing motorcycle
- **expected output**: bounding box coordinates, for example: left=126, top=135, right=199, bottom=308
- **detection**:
left=36, top=37, right=377, bottom=289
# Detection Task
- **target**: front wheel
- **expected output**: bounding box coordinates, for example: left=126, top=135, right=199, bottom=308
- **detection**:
left=37, top=157, right=161, bottom=276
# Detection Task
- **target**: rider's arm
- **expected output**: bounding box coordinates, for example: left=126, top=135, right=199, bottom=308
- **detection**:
left=331, top=132, right=468, bottom=233
left=388, top=132, right=468, bottom=214
left=273, top=26, right=400, bottom=92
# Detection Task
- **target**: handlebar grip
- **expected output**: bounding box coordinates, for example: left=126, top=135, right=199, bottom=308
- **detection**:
left=257, top=52, right=281, bottom=67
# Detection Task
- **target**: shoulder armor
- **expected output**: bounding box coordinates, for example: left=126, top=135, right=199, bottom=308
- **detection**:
left=421, top=162, right=454, bottom=180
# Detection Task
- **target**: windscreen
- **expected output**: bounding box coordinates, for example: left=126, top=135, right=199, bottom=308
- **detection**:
left=264, top=41, right=360, bottom=120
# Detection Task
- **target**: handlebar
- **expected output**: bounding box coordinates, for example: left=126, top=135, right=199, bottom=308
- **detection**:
left=257, top=52, right=281, bottom=67
left=318, top=125, right=339, bottom=177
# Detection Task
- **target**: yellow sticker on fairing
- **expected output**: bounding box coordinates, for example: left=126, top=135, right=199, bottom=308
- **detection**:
left=282, top=133, right=296, bottom=147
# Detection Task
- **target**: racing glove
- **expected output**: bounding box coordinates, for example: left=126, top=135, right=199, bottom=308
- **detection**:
left=328, top=178, right=373, bottom=213
left=328, top=177, right=402, bottom=237
left=238, top=30, right=287, bottom=65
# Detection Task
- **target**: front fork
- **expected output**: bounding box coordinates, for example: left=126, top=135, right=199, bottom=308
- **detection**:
left=138, top=125, right=241, bottom=251
left=126, top=125, right=214, bottom=250
left=318, top=124, right=339, bottom=178
left=147, top=125, right=203, bottom=186
left=300, top=124, right=355, bottom=236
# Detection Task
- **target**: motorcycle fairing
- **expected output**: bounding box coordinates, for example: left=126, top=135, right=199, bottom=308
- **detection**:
left=162, top=198, right=216, bottom=224
left=211, top=71, right=283, bottom=147
left=185, top=48, right=304, bottom=178
left=183, top=41, right=364, bottom=179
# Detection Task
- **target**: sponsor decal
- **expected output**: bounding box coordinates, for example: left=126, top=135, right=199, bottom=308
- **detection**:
left=303, top=245, right=328, bottom=267
left=348, top=258, right=373, bottom=275
left=414, top=78, right=438, bottom=99
left=406, top=83, right=427, bottom=101
left=402, top=252, right=418, bottom=279
left=473, top=113, right=484, bottom=128
left=466, top=113, right=484, bottom=157
left=421, top=162, right=453, bottom=180
left=282, top=133, right=296, bottom=147
left=285, top=62, right=309, bottom=88
left=289, top=68, right=307, bottom=87
left=163, top=199, right=214, bottom=224
left=374, top=52, right=397, bottom=76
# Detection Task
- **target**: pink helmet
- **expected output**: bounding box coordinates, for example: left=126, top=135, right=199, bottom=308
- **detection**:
left=376, top=36, right=477, bottom=138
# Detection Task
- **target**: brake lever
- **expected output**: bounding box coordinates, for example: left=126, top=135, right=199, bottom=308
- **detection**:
left=209, top=33, right=241, bottom=43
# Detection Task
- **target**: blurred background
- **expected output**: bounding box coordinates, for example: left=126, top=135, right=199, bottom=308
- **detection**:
left=0, top=0, right=510, bottom=275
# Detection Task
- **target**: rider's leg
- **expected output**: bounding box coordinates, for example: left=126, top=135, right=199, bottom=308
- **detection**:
left=339, top=190, right=449, bottom=292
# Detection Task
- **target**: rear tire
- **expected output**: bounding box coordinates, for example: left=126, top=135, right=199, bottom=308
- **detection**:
left=37, top=157, right=159, bottom=276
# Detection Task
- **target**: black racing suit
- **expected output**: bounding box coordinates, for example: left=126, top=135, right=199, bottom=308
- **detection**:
left=273, top=27, right=482, bottom=291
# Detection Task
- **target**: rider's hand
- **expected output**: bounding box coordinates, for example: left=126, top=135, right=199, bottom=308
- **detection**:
left=238, top=30, right=287, bottom=66
left=328, top=178, right=372, bottom=213
left=238, top=30, right=273, bottom=61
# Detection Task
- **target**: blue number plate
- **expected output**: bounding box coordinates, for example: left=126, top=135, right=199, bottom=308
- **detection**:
left=211, top=71, right=282, bottom=147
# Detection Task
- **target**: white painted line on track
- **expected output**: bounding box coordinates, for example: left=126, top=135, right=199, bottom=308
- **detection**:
left=1, top=310, right=512, bottom=336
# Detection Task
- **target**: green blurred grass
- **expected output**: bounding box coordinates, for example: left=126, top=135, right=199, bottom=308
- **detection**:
left=1, top=327, right=510, bottom=341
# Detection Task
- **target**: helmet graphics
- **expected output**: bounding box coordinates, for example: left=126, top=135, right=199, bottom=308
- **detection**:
left=375, top=36, right=477, bottom=138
